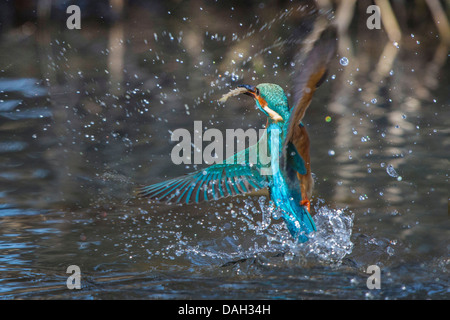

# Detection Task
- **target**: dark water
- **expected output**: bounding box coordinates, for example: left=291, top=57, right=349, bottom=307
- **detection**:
left=0, top=2, right=448, bottom=299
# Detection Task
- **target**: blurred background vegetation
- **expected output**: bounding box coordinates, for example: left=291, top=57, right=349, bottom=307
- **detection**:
left=1, top=0, right=448, bottom=97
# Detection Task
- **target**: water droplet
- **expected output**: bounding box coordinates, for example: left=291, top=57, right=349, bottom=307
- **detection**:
left=386, top=246, right=395, bottom=256
left=122, top=137, right=133, bottom=148
left=386, top=164, right=398, bottom=178
left=339, top=57, right=349, bottom=66
left=328, top=149, right=335, bottom=156
left=371, top=98, right=377, bottom=104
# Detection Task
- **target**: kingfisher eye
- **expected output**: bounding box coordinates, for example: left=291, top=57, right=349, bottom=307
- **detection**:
left=255, top=88, right=260, bottom=96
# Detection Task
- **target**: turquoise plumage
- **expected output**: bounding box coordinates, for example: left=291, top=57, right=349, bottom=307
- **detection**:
left=138, top=83, right=316, bottom=242
left=265, top=123, right=316, bottom=242
left=138, top=131, right=271, bottom=204
left=138, top=23, right=337, bottom=242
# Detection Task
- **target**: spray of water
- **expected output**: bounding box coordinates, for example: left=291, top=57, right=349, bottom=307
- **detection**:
left=168, top=196, right=354, bottom=269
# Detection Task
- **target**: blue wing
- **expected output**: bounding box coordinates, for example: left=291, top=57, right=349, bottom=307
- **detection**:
left=137, top=163, right=269, bottom=204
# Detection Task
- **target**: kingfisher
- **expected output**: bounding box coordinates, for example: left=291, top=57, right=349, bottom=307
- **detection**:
left=137, top=23, right=337, bottom=243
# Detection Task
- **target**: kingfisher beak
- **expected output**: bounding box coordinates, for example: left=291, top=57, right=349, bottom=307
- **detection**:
left=238, top=84, right=258, bottom=98
left=238, top=85, right=283, bottom=123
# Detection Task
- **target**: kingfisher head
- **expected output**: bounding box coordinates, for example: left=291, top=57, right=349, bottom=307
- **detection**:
left=238, top=83, right=290, bottom=124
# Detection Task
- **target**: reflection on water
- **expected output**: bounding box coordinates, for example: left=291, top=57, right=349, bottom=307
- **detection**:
left=0, top=1, right=449, bottom=299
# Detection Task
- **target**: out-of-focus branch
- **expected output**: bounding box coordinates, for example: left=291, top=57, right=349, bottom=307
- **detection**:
left=375, top=0, right=402, bottom=43
left=425, top=0, right=450, bottom=45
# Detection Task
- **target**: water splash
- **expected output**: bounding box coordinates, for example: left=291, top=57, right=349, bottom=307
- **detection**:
left=297, top=205, right=354, bottom=266
left=165, top=196, right=354, bottom=268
